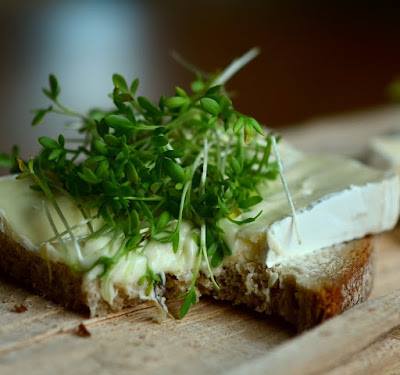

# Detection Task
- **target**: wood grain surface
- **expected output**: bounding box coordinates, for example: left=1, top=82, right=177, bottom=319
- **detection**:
left=227, top=234, right=400, bottom=375
left=1, top=107, right=400, bottom=375
left=0, top=286, right=294, bottom=375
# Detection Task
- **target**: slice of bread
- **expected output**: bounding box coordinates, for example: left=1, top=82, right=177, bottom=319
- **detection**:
left=0, top=228, right=373, bottom=331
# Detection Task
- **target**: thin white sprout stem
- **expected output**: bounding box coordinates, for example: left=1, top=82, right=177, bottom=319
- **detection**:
left=212, top=47, right=260, bottom=86
left=200, top=223, right=218, bottom=289
left=42, top=189, right=85, bottom=263
left=42, top=200, right=84, bottom=267
left=271, top=136, right=302, bottom=245
left=200, top=137, right=219, bottom=289
left=177, top=148, right=206, bottom=229
left=78, top=205, right=94, bottom=234
left=42, top=201, right=68, bottom=254
left=200, top=138, right=208, bottom=193
left=170, top=50, right=211, bottom=78
left=44, top=217, right=96, bottom=243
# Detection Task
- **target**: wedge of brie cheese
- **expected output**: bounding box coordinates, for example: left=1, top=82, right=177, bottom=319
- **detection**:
left=221, top=154, right=399, bottom=267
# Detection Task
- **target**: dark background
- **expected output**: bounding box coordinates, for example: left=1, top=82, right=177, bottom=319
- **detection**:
left=0, top=0, right=399, bottom=157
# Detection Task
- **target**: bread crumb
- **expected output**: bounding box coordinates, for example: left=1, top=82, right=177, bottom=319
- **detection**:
left=74, top=323, right=91, bottom=338
left=11, top=304, right=28, bottom=313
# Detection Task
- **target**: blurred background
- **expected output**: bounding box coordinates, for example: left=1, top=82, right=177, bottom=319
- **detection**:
left=0, top=0, right=399, bottom=157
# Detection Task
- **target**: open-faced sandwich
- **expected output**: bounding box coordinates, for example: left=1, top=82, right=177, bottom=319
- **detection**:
left=0, top=50, right=399, bottom=331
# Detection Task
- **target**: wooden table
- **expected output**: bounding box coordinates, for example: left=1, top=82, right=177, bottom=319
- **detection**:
left=1, top=107, right=400, bottom=375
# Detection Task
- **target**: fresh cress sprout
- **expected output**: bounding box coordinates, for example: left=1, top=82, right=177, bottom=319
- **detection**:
left=9, top=48, right=293, bottom=318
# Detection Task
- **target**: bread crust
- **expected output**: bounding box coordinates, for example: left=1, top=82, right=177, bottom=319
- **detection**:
left=0, top=229, right=374, bottom=330
left=0, top=231, right=89, bottom=312
left=199, top=237, right=374, bottom=331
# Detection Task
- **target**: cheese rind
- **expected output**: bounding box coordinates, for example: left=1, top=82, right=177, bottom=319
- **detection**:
left=266, top=176, right=399, bottom=266
left=220, top=155, right=400, bottom=266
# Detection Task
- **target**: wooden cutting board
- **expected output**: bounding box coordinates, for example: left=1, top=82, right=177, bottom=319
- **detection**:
left=1, top=107, right=400, bottom=375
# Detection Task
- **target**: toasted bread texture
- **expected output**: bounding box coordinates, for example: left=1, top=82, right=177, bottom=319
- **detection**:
left=199, top=237, right=373, bottom=331
left=0, top=229, right=373, bottom=331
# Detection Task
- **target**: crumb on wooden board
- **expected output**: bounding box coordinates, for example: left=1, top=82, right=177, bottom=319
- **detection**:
left=73, top=323, right=91, bottom=338
left=11, top=304, right=28, bottom=313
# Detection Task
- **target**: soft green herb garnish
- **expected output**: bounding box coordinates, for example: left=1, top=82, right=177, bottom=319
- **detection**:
left=13, top=49, right=282, bottom=317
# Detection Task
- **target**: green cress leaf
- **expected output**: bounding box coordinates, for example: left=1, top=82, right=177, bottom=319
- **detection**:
left=112, top=73, right=129, bottom=92
left=105, top=114, right=134, bottom=130
left=32, top=106, right=53, bottom=126
left=191, top=80, right=205, bottom=93
left=205, top=85, right=221, bottom=96
left=244, top=122, right=255, bottom=143
left=127, top=209, right=139, bottom=234
left=231, top=157, right=242, bottom=174
left=164, top=96, right=188, bottom=109
left=58, top=134, right=65, bottom=147
left=78, top=167, right=101, bottom=184
left=200, top=97, right=220, bottom=116
left=49, top=74, right=60, bottom=98
left=247, top=117, right=264, bottom=135
left=38, top=136, right=60, bottom=150
left=163, top=149, right=184, bottom=158
left=93, top=139, right=108, bottom=155
left=126, top=162, right=139, bottom=184
left=130, top=78, right=139, bottom=96
left=156, top=211, right=170, bottom=231
left=179, top=287, right=197, bottom=319
left=218, top=95, right=232, bottom=113
left=175, top=86, right=188, bottom=97
left=48, top=149, right=63, bottom=161
left=152, top=135, right=168, bottom=147
left=171, top=230, right=180, bottom=252
left=42, top=74, right=60, bottom=100
left=104, top=134, right=120, bottom=147
left=164, top=158, right=186, bottom=183
left=137, top=96, right=160, bottom=115
left=96, top=160, right=109, bottom=179
left=211, top=249, right=224, bottom=268
left=227, top=210, right=263, bottom=225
